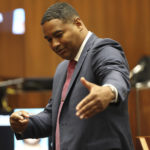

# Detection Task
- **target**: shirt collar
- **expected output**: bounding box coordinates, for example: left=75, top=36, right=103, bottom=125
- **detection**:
left=74, top=31, right=92, bottom=62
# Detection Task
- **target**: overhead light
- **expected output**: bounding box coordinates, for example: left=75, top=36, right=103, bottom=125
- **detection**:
left=0, top=13, right=3, bottom=23
left=12, top=8, right=25, bottom=34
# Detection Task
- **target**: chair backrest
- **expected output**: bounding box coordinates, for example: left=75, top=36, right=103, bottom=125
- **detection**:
left=136, top=136, right=150, bottom=150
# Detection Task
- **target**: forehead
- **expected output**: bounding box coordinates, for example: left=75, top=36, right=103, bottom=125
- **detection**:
left=42, top=19, right=72, bottom=36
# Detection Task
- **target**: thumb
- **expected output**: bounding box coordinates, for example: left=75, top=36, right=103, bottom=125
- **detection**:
left=20, top=111, right=30, bottom=118
left=80, top=77, right=94, bottom=91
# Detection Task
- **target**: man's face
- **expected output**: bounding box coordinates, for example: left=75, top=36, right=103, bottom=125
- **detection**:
left=42, top=19, right=83, bottom=60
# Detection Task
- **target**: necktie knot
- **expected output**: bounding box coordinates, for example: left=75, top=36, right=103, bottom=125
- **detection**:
left=68, top=60, right=77, bottom=69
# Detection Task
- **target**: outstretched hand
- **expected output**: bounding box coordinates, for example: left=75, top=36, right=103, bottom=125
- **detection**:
left=10, top=111, right=30, bottom=133
left=76, top=77, right=115, bottom=119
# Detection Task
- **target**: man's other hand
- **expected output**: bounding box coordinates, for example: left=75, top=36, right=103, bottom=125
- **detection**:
left=76, top=77, right=115, bottom=119
left=10, top=111, right=29, bottom=133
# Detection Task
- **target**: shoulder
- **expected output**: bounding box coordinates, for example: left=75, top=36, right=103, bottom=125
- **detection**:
left=56, top=60, right=68, bottom=70
left=87, top=34, right=129, bottom=68
left=54, top=60, right=69, bottom=78
left=88, top=34, right=124, bottom=56
left=90, top=34, right=122, bottom=52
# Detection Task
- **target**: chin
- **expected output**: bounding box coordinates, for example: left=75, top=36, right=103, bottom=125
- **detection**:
left=60, top=54, right=72, bottom=60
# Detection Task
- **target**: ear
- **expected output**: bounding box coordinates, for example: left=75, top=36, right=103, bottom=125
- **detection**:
left=73, top=17, right=83, bottom=30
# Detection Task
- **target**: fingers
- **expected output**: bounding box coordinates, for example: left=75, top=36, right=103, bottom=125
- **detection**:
left=76, top=95, right=102, bottom=119
left=76, top=99, right=101, bottom=119
left=10, top=111, right=29, bottom=133
left=76, top=77, right=100, bottom=119
left=10, top=120, right=29, bottom=133
left=10, top=111, right=29, bottom=123
left=79, top=105, right=100, bottom=119
left=18, top=111, right=30, bottom=120
left=76, top=77, right=112, bottom=119
left=11, top=112, right=23, bottom=120
left=76, top=93, right=94, bottom=111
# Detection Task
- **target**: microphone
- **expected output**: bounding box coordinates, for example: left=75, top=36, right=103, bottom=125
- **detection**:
left=130, top=56, right=150, bottom=87
left=129, top=62, right=145, bottom=79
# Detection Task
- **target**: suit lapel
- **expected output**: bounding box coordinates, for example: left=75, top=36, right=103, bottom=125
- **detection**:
left=52, top=61, right=69, bottom=127
left=64, top=33, right=96, bottom=101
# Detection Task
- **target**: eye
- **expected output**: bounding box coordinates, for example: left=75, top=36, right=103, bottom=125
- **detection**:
left=55, top=32, right=63, bottom=38
left=47, top=38, right=52, bottom=42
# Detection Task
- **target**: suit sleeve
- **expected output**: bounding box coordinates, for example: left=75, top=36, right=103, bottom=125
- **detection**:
left=92, top=45, right=130, bottom=102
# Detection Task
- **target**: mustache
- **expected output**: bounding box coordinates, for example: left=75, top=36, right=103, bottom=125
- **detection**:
left=54, top=46, right=64, bottom=52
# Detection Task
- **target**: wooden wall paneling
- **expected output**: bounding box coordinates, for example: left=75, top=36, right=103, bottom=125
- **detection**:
left=131, top=0, right=146, bottom=64
left=10, top=0, right=56, bottom=108
left=129, top=0, right=150, bottom=68
left=142, top=0, right=150, bottom=55
left=23, top=0, right=62, bottom=78
left=0, top=34, right=25, bottom=77
left=0, top=34, right=24, bottom=78
left=0, top=0, right=25, bottom=78
left=7, top=91, right=51, bottom=108
left=138, top=89, right=150, bottom=136
left=128, top=89, right=138, bottom=148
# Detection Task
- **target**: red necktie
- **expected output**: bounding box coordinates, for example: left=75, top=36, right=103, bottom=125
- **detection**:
left=55, top=60, right=76, bottom=150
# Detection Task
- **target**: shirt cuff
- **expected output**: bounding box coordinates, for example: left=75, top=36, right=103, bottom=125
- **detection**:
left=102, top=84, right=118, bottom=103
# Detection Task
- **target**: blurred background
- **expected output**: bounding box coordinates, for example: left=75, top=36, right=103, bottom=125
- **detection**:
left=0, top=0, right=150, bottom=149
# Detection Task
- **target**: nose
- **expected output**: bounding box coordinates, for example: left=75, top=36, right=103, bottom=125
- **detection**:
left=51, top=38, right=60, bottom=51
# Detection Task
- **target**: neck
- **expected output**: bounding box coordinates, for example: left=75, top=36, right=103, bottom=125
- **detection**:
left=81, top=28, right=89, bottom=40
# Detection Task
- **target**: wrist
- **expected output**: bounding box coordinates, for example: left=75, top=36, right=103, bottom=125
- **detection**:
left=102, top=84, right=118, bottom=103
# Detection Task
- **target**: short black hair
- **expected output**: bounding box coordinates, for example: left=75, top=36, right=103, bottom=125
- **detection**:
left=41, top=2, right=79, bottom=25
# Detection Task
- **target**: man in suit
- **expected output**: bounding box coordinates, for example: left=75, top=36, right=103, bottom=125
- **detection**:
left=10, top=2, right=134, bottom=150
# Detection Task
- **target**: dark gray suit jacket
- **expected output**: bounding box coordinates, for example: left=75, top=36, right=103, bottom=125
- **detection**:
left=17, top=33, right=134, bottom=150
